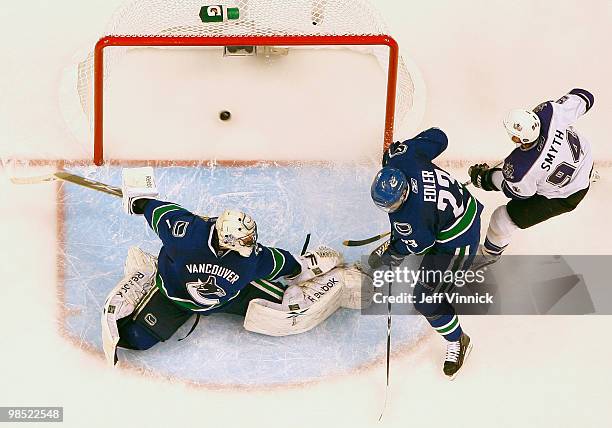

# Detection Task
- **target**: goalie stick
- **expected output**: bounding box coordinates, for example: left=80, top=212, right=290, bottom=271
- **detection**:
left=10, top=171, right=122, bottom=197
left=300, top=233, right=312, bottom=256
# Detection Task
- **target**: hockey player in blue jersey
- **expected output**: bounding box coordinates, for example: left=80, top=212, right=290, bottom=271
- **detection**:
left=370, top=127, right=484, bottom=379
left=469, top=89, right=594, bottom=264
left=101, top=167, right=345, bottom=365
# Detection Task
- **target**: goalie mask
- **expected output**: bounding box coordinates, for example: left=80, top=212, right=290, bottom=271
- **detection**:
left=215, top=210, right=258, bottom=257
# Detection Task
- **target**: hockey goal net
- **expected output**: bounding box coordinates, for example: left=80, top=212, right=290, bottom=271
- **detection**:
left=77, top=0, right=416, bottom=165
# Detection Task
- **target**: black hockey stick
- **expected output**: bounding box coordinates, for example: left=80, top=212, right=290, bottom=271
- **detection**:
left=362, top=237, right=395, bottom=420
left=342, top=231, right=390, bottom=247
left=375, top=239, right=396, bottom=421
left=300, top=233, right=311, bottom=255
left=10, top=171, right=122, bottom=197
left=379, top=278, right=393, bottom=421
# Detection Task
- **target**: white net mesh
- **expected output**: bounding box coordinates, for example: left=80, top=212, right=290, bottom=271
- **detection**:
left=107, top=0, right=388, bottom=36
left=76, top=0, right=415, bottom=158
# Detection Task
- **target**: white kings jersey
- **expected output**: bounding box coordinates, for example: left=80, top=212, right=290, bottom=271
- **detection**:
left=500, top=89, right=594, bottom=200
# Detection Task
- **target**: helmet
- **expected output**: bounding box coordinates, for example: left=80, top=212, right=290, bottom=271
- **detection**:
left=215, top=210, right=257, bottom=257
left=371, top=167, right=408, bottom=213
left=503, top=109, right=541, bottom=144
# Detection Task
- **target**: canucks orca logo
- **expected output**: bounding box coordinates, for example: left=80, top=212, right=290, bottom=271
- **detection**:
left=394, top=222, right=413, bottom=236
left=172, top=221, right=189, bottom=238
left=388, top=142, right=407, bottom=159
left=186, top=276, right=227, bottom=306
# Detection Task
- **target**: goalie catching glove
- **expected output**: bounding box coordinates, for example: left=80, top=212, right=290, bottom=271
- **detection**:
left=122, top=167, right=159, bottom=215
left=286, top=245, right=343, bottom=286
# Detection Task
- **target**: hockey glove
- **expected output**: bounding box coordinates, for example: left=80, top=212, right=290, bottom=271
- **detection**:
left=368, top=240, right=405, bottom=269
left=382, top=246, right=405, bottom=267
left=382, top=141, right=405, bottom=167
left=468, top=163, right=501, bottom=191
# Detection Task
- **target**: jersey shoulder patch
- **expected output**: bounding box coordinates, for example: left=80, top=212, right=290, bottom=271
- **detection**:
left=533, top=101, right=554, bottom=143
left=171, top=220, right=190, bottom=237
left=388, top=141, right=408, bottom=158
left=382, top=141, right=408, bottom=166
left=503, top=142, right=545, bottom=183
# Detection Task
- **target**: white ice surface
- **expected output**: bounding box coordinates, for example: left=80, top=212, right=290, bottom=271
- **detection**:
left=1, top=0, right=612, bottom=427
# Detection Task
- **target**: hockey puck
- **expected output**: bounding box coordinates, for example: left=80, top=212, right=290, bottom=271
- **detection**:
left=219, top=110, right=231, bottom=121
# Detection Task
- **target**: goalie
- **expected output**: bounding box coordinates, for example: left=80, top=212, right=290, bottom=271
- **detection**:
left=101, top=167, right=369, bottom=365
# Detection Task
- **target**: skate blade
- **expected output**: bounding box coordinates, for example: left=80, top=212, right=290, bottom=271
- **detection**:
left=447, top=341, right=474, bottom=381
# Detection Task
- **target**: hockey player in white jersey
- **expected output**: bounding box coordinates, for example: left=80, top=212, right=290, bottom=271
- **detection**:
left=468, top=88, right=594, bottom=261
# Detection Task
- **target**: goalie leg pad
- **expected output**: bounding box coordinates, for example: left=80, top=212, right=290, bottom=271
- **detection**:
left=244, top=269, right=343, bottom=336
left=101, top=267, right=156, bottom=365
left=243, top=264, right=373, bottom=336
left=123, top=246, right=157, bottom=276
left=101, top=247, right=158, bottom=365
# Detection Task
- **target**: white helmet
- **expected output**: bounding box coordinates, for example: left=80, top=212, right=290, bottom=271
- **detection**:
left=215, top=210, right=257, bottom=257
left=503, top=109, right=541, bottom=144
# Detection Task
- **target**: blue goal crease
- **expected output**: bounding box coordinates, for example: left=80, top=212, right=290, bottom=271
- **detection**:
left=60, top=164, right=427, bottom=386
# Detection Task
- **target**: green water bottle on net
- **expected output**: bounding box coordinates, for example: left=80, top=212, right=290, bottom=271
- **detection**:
left=200, top=5, right=240, bottom=23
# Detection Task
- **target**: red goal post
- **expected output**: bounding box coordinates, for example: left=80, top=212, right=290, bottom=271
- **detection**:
left=92, top=34, right=399, bottom=165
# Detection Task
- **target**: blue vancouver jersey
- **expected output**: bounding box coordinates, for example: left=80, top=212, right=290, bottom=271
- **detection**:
left=383, top=128, right=484, bottom=255
left=143, top=200, right=299, bottom=313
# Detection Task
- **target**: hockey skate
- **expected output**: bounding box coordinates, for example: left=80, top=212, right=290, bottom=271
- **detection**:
left=443, top=333, right=473, bottom=380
